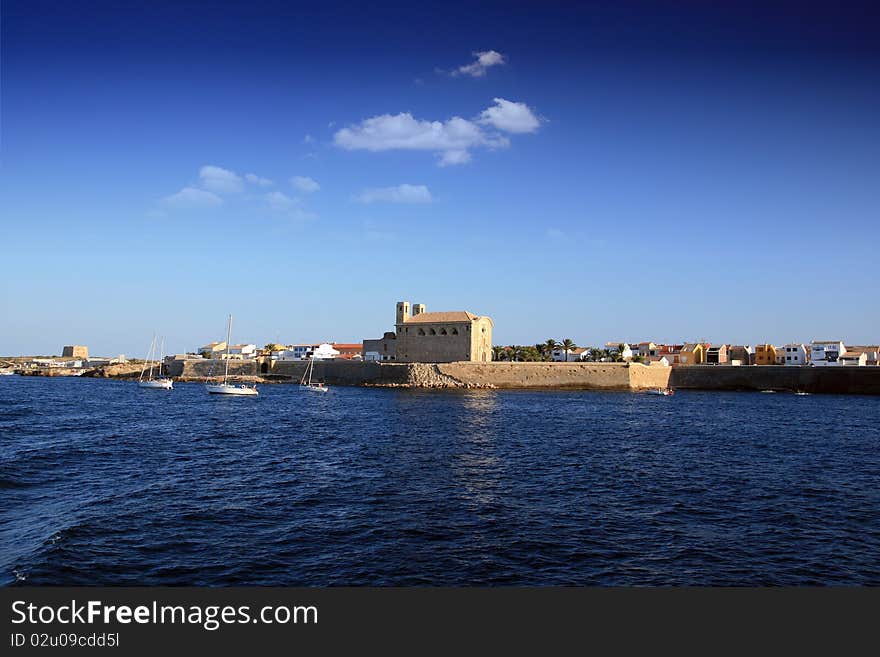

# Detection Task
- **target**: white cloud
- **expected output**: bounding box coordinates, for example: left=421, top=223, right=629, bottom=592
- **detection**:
left=291, top=176, right=320, bottom=193
left=438, top=149, right=472, bottom=167
left=199, top=165, right=243, bottom=194
left=333, top=109, right=510, bottom=166
left=356, top=184, right=433, bottom=204
left=479, top=98, right=541, bottom=133
left=162, top=187, right=224, bottom=209
left=303, top=134, right=314, bottom=144
left=265, top=191, right=299, bottom=211
left=453, top=50, right=506, bottom=77
left=245, top=173, right=273, bottom=187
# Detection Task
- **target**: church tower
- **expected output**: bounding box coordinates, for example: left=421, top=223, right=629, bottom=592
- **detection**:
left=396, top=301, right=411, bottom=325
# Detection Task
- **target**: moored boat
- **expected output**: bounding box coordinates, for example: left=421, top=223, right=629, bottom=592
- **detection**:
left=138, top=334, right=173, bottom=390
left=205, top=315, right=258, bottom=396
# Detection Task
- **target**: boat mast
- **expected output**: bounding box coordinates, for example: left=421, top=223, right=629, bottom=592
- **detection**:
left=147, top=334, right=156, bottom=381
left=158, top=337, right=165, bottom=377
left=223, top=315, right=232, bottom=384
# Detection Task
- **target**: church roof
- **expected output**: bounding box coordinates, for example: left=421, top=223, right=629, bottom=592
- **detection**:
left=404, top=311, right=478, bottom=323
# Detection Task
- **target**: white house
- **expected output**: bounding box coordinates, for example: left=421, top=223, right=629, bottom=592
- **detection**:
left=312, top=343, right=340, bottom=360
left=551, top=347, right=588, bottom=362
left=604, top=342, right=633, bottom=360
left=839, top=351, right=867, bottom=366
left=227, top=343, right=257, bottom=359
left=810, top=341, right=846, bottom=366
left=782, top=343, right=809, bottom=366
left=277, top=344, right=321, bottom=361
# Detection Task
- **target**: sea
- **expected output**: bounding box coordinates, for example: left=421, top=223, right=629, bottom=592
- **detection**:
left=1, top=376, right=878, bottom=586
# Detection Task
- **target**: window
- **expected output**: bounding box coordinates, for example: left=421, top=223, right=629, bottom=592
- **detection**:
left=418, top=328, right=426, bottom=336
left=429, top=328, right=436, bottom=335
left=451, top=328, right=459, bottom=335
left=440, top=328, right=447, bottom=335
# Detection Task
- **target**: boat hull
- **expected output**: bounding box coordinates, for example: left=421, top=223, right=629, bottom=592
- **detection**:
left=206, top=383, right=258, bottom=396
left=299, top=384, right=329, bottom=393
left=138, top=379, right=173, bottom=390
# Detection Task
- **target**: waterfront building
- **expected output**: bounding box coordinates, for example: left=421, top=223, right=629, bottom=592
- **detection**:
left=330, top=343, right=363, bottom=360
left=727, top=345, right=753, bottom=366
left=226, top=343, right=257, bottom=359
left=312, top=343, right=340, bottom=360
left=679, top=343, right=706, bottom=365
left=644, top=355, right=671, bottom=366
left=754, top=344, right=778, bottom=365
left=636, top=342, right=658, bottom=358
left=658, top=344, right=684, bottom=364
left=783, top=343, right=810, bottom=366
left=363, top=332, right=397, bottom=361
left=847, top=346, right=880, bottom=366
left=389, top=301, right=493, bottom=363
left=277, top=344, right=319, bottom=360
left=839, top=351, right=867, bottom=366
left=198, top=341, right=227, bottom=357
left=62, top=345, right=89, bottom=359
left=810, top=340, right=846, bottom=366
left=705, top=344, right=729, bottom=365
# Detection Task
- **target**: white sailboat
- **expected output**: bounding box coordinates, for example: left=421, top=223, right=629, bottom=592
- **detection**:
left=205, top=315, right=258, bottom=396
left=299, top=357, right=328, bottom=392
left=138, top=335, right=173, bottom=390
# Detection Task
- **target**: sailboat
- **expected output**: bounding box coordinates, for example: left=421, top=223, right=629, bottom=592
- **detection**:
left=138, top=335, right=173, bottom=390
left=205, top=315, right=258, bottom=396
left=299, top=356, right=328, bottom=392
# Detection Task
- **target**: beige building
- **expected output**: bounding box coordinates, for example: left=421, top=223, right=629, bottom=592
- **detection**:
left=62, top=345, right=88, bottom=359
left=388, top=301, right=493, bottom=363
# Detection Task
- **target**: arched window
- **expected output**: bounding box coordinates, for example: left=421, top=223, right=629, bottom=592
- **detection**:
left=451, top=328, right=459, bottom=335
left=418, top=328, right=426, bottom=336
left=440, top=328, right=447, bottom=335
left=429, top=328, right=436, bottom=335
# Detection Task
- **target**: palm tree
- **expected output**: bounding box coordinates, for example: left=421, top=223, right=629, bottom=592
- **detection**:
left=561, top=338, right=577, bottom=362
left=491, top=346, right=504, bottom=361
left=506, top=346, right=522, bottom=362
left=544, top=339, right=558, bottom=361
left=534, top=343, right=547, bottom=361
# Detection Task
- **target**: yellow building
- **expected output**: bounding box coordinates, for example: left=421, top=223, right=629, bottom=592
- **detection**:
left=754, top=344, right=778, bottom=365
left=679, top=343, right=706, bottom=365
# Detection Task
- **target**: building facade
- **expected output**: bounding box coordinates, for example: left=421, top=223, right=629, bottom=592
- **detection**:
left=810, top=341, right=846, bottom=366
left=705, top=344, right=729, bottom=365
left=390, top=301, right=493, bottom=363
left=754, top=344, right=778, bottom=365
left=679, top=343, right=706, bottom=365
left=782, top=343, right=809, bottom=366
left=363, top=332, right=397, bottom=361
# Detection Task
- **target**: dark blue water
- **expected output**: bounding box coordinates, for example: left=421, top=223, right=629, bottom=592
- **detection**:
left=1, top=376, right=878, bottom=586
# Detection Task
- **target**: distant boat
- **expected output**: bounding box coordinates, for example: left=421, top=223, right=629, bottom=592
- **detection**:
left=205, top=315, right=258, bottom=396
left=0, top=369, right=16, bottom=376
left=647, top=387, right=673, bottom=396
left=299, top=357, right=329, bottom=393
left=138, top=335, right=173, bottom=390
left=760, top=389, right=777, bottom=393
left=794, top=390, right=810, bottom=396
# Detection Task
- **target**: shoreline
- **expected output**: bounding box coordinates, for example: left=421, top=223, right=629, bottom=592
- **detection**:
left=6, top=361, right=880, bottom=395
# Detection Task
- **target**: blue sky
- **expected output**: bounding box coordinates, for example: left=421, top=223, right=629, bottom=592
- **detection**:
left=2, top=1, right=878, bottom=356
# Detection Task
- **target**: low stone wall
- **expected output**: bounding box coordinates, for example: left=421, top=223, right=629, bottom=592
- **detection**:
left=669, top=365, right=880, bottom=395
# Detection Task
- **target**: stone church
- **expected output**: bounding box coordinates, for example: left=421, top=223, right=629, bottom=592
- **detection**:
left=363, top=301, right=494, bottom=363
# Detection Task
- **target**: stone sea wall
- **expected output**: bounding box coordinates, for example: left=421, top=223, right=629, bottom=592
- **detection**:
left=147, top=359, right=880, bottom=394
